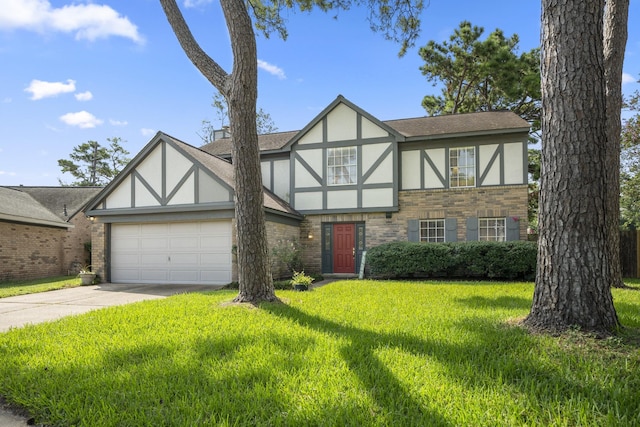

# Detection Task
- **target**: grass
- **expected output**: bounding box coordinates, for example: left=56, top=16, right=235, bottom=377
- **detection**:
left=0, top=275, right=80, bottom=298
left=0, top=280, right=639, bottom=426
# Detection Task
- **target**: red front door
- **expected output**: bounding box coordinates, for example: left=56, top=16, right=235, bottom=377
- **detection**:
left=333, top=223, right=355, bottom=273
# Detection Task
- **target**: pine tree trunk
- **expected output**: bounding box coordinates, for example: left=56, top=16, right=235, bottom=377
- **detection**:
left=524, top=0, right=619, bottom=334
left=604, top=0, right=629, bottom=289
left=159, top=0, right=277, bottom=303
left=221, top=0, right=277, bottom=303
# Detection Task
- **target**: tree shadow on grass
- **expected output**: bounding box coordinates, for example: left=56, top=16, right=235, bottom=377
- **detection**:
left=262, top=303, right=636, bottom=426
left=454, top=295, right=532, bottom=310
left=2, top=297, right=638, bottom=426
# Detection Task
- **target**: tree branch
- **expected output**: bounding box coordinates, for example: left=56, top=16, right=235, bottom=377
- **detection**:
left=159, top=0, right=230, bottom=92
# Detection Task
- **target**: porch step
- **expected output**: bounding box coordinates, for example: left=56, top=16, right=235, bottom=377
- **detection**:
left=321, top=273, right=358, bottom=279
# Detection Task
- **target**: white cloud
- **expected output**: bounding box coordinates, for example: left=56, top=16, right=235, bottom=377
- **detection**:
left=75, top=91, right=93, bottom=101
left=0, top=170, right=17, bottom=177
left=59, top=110, right=103, bottom=128
left=141, top=128, right=155, bottom=137
left=2, top=97, right=11, bottom=103
left=25, top=79, right=76, bottom=100
left=184, top=0, right=213, bottom=7
left=258, top=59, right=286, bottom=80
left=110, top=119, right=128, bottom=126
left=622, top=73, right=637, bottom=85
left=0, top=0, right=144, bottom=44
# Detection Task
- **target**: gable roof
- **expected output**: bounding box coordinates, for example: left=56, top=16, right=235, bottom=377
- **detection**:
left=0, top=187, right=74, bottom=229
left=199, top=96, right=530, bottom=157
left=162, top=134, right=300, bottom=217
left=85, top=132, right=301, bottom=219
left=10, top=186, right=102, bottom=220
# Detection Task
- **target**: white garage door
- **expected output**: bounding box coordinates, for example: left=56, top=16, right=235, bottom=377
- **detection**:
left=111, top=221, right=232, bottom=285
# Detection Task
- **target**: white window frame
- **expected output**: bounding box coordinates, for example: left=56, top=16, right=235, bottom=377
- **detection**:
left=327, top=146, right=357, bottom=186
left=479, top=217, right=506, bottom=242
left=450, top=147, right=476, bottom=188
left=420, top=219, right=446, bottom=242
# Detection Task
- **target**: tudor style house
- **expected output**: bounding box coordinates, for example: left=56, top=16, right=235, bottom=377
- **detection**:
left=85, top=95, right=529, bottom=285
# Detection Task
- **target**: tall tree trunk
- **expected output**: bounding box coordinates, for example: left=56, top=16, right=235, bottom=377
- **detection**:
left=159, top=0, right=277, bottom=303
left=604, top=0, right=629, bottom=289
left=524, top=0, right=619, bottom=334
left=222, top=0, right=277, bottom=303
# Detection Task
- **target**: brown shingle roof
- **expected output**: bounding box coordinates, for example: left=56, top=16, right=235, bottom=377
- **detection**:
left=201, top=130, right=298, bottom=157
left=384, top=111, right=530, bottom=138
left=201, top=111, right=529, bottom=156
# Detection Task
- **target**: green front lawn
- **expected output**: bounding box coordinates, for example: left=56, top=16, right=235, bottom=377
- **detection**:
left=0, top=280, right=639, bottom=426
left=0, top=276, right=80, bottom=298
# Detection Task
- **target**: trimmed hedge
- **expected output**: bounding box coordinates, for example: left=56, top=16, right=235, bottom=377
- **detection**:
left=366, top=241, right=537, bottom=281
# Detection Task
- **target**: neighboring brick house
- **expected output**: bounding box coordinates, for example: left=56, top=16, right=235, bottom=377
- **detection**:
left=85, top=95, right=529, bottom=285
left=0, top=186, right=101, bottom=281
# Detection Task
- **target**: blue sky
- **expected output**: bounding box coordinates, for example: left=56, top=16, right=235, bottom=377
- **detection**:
left=1, top=0, right=639, bottom=186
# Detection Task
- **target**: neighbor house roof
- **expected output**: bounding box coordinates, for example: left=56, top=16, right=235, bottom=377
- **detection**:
left=200, top=100, right=530, bottom=157
left=0, top=187, right=74, bottom=229
left=9, top=186, right=102, bottom=220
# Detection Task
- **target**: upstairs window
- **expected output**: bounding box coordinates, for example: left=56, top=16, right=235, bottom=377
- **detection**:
left=450, top=147, right=475, bottom=188
left=420, top=219, right=445, bottom=242
left=479, top=217, right=506, bottom=242
left=327, top=146, right=357, bottom=185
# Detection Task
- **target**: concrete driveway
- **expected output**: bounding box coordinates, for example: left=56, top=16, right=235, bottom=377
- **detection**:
left=0, top=283, right=222, bottom=426
left=0, top=283, right=222, bottom=333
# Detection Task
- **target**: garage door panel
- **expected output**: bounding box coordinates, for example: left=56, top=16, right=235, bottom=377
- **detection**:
left=200, top=253, right=230, bottom=265
left=141, top=237, right=168, bottom=249
left=140, top=224, right=168, bottom=234
left=201, top=236, right=228, bottom=248
left=111, top=237, right=140, bottom=251
left=170, top=237, right=199, bottom=250
left=169, top=222, right=200, bottom=233
left=170, top=253, right=199, bottom=265
left=169, top=270, right=199, bottom=282
left=111, top=220, right=232, bottom=285
left=111, top=268, right=140, bottom=282
left=201, top=270, right=232, bottom=282
left=140, top=253, right=168, bottom=265
left=111, top=253, right=139, bottom=266
left=140, top=269, right=170, bottom=282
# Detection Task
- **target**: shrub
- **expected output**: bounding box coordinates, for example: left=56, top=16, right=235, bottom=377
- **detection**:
left=270, top=238, right=304, bottom=279
left=366, top=241, right=537, bottom=281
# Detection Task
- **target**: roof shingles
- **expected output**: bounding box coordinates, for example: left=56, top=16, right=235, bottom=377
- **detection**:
left=200, top=110, right=529, bottom=156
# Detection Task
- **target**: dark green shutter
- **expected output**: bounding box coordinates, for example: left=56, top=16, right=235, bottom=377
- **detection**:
left=506, top=217, right=520, bottom=241
left=408, top=220, right=420, bottom=242
left=466, top=217, right=478, bottom=241
left=445, top=218, right=457, bottom=242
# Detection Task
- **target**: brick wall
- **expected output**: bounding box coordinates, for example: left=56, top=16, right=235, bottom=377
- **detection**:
left=90, top=222, right=107, bottom=283
left=265, top=221, right=301, bottom=279
left=61, top=213, right=93, bottom=274
left=396, top=185, right=529, bottom=242
left=299, top=185, right=528, bottom=274
left=0, top=221, right=66, bottom=281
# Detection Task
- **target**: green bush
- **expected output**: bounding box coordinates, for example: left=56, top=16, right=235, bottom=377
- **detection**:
left=366, top=241, right=537, bottom=281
